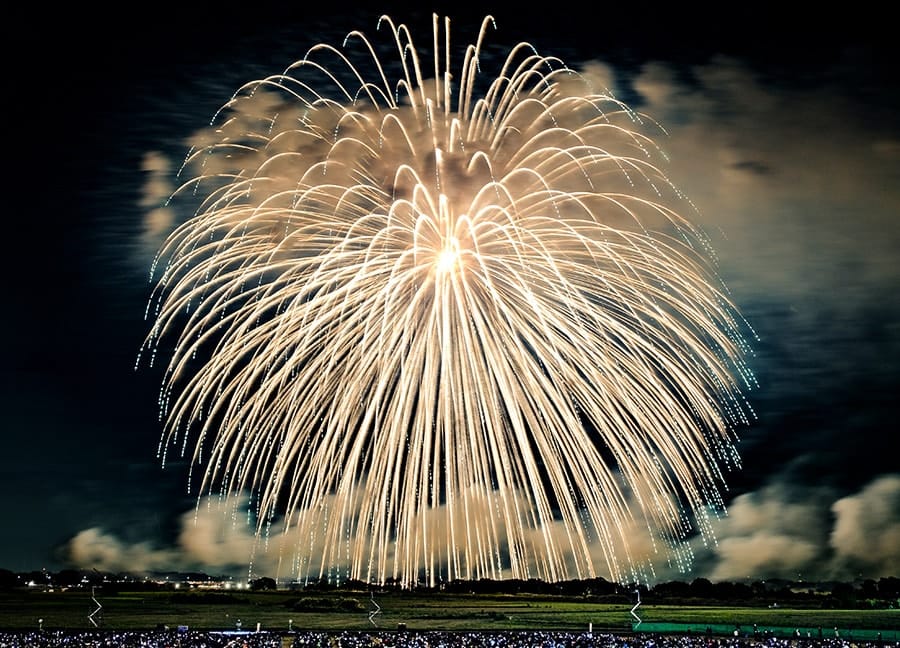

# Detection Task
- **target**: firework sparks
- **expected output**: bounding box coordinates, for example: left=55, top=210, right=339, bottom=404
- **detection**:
left=141, top=14, right=756, bottom=587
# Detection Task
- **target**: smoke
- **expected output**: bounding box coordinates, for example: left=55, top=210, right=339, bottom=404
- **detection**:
left=60, top=487, right=689, bottom=583
left=688, top=474, right=900, bottom=582
left=701, top=483, right=829, bottom=582
left=66, top=528, right=180, bottom=575
left=65, top=495, right=286, bottom=577
left=137, top=151, right=176, bottom=262
left=830, top=475, right=900, bottom=577
left=625, top=56, right=900, bottom=304
left=63, top=475, right=900, bottom=582
left=620, top=55, right=900, bottom=582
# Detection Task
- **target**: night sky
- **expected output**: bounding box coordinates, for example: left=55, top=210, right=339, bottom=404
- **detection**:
left=4, top=2, right=898, bottom=584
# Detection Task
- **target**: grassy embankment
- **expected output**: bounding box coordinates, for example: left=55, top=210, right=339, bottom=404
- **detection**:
left=0, top=589, right=897, bottom=635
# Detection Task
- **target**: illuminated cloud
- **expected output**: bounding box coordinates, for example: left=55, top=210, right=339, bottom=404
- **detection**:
left=627, top=56, right=900, bottom=305
left=59, top=488, right=700, bottom=583
left=138, top=151, right=176, bottom=260
left=63, top=473, right=900, bottom=583
left=65, top=496, right=287, bottom=577
left=66, top=528, right=179, bottom=574
left=686, top=475, right=900, bottom=582
left=702, top=484, right=827, bottom=581
left=830, top=474, right=900, bottom=578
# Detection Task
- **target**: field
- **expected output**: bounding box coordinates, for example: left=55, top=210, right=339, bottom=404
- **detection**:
left=0, top=589, right=898, bottom=637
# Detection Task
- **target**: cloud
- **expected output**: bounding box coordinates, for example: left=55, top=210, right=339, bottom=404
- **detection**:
left=60, top=488, right=680, bottom=584
left=66, top=528, right=180, bottom=574
left=613, top=55, right=900, bottom=508
left=175, top=497, right=267, bottom=571
left=686, top=475, right=900, bottom=582
left=64, top=496, right=274, bottom=577
left=137, top=151, right=176, bottom=262
left=63, top=474, right=900, bottom=583
left=701, top=483, right=828, bottom=582
left=830, top=474, right=900, bottom=578
left=624, top=56, right=900, bottom=304
left=571, top=60, right=617, bottom=98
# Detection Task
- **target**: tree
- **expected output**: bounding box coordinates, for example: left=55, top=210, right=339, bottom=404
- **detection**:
left=652, top=580, right=690, bottom=601
left=0, top=569, right=18, bottom=589
left=877, top=577, right=900, bottom=599
left=710, top=580, right=753, bottom=602
left=250, top=576, right=276, bottom=591
left=55, top=569, right=83, bottom=587
left=831, top=582, right=857, bottom=605
left=690, top=578, right=714, bottom=599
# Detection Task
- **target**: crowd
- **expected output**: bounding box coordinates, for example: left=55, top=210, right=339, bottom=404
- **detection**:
left=0, top=630, right=895, bottom=648
left=0, top=629, right=279, bottom=647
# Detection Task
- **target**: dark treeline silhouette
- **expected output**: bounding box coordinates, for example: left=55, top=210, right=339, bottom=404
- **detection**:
left=2, top=567, right=897, bottom=610
left=316, top=575, right=900, bottom=609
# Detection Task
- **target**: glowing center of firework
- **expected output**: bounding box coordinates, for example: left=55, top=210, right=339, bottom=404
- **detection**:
left=436, top=247, right=459, bottom=274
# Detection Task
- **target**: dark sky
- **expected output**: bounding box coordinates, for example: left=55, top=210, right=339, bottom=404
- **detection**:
left=4, top=2, right=898, bottom=583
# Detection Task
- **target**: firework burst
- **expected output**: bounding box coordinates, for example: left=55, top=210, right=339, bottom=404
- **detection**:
left=141, top=15, right=756, bottom=587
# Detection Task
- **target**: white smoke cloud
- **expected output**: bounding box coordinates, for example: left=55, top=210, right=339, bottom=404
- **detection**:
left=683, top=475, right=900, bottom=582
left=66, top=495, right=295, bottom=578
left=625, top=56, right=900, bottom=305
left=568, top=60, right=618, bottom=98
left=138, top=150, right=176, bottom=262
left=64, top=475, right=900, bottom=583
left=614, top=56, right=900, bottom=584
left=67, top=528, right=180, bottom=574
left=830, top=474, right=900, bottom=578
left=62, top=488, right=675, bottom=583
left=175, top=497, right=267, bottom=570
left=701, top=483, right=828, bottom=582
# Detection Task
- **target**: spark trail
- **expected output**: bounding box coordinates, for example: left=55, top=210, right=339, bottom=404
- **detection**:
left=141, top=14, right=756, bottom=588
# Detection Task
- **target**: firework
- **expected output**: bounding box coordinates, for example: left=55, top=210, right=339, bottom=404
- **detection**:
left=141, top=15, right=756, bottom=587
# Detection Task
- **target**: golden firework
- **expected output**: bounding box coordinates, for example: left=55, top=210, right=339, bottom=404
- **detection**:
left=142, top=15, right=755, bottom=587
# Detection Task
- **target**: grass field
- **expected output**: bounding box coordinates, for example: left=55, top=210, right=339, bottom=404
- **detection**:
left=1, top=589, right=898, bottom=636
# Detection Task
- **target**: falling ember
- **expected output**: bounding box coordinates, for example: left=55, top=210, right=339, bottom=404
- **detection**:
left=140, top=14, right=756, bottom=588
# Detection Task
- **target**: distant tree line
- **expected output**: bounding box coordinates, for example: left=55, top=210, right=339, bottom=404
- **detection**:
left=369, top=576, right=899, bottom=609
left=1, top=568, right=897, bottom=610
